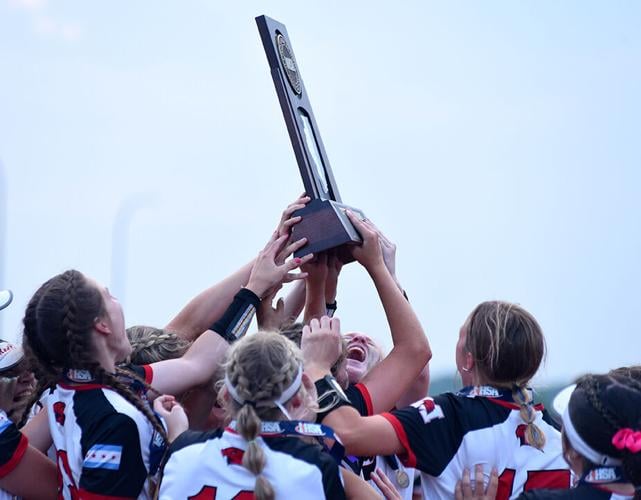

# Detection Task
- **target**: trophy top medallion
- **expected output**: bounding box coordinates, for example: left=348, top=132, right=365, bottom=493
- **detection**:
left=276, top=33, right=302, bottom=96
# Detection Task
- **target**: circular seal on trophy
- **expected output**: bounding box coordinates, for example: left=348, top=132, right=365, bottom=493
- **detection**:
left=276, top=33, right=302, bottom=96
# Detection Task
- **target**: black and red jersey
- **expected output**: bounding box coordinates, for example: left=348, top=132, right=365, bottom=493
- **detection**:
left=383, top=387, right=571, bottom=499
left=47, top=366, right=165, bottom=500
left=0, top=409, right=28, bottom=500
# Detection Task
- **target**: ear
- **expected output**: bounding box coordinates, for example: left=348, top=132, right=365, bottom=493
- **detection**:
left=464, top=351, right=475, bottom=372
left=93, top=316, right=112, bottom=336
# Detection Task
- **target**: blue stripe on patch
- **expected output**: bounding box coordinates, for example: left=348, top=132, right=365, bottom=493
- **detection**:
left=83, top=444, right=123, bottom=470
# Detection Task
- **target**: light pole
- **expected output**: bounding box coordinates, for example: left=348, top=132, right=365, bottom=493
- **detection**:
left=110, top=193, right=156, bottom=308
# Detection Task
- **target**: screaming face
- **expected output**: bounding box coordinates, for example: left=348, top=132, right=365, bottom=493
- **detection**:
left=343, top=332, right=383, bottom=385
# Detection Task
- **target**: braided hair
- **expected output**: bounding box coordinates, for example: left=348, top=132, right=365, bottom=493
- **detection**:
left=20, top=270, right=166, bottom=440
left=465, top=301, right=547, bottom=449
left=573, top=373, right=641, bottom=497
left=221, top=331, right=310, bottom=500
left=127, top=326, right=192, bottom=365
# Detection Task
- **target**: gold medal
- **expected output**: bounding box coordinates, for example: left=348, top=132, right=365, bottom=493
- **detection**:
left=395, top=469, right=410, bottom=489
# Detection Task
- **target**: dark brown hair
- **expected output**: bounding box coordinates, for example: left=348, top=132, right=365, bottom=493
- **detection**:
left=20, top=270, right=166, bottom=440
left=572, top=373, right=641, bottom=496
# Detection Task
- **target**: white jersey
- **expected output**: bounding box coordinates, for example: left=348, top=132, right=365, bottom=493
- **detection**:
left=160, top=426, right=346, bottom=499
left=47, top=367, right=165, bottom=500
left=383, top=386, right=571, bottom=500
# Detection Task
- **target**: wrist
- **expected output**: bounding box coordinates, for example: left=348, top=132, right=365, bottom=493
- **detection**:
left=304, top=363, right=332, bottom=382
left=244, top=280, right=267, bottom=299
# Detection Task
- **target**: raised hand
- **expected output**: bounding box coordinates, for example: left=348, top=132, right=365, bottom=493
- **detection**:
left=275, top=194, right=310, bottom=238
left=256, top=286, right=289, bottom=331
left=301, top=315, right=342, bottom=380
left=246, top=233, right=313, bottom=299
left=346, top=211, right=385, bottom=272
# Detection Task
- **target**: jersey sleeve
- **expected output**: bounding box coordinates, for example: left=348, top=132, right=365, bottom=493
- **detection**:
left=381, top=393, right=461, bottom=476
left=78, top=412, right=148, bottom=498
left=120, top=363, right=153, bottom=385
left=0, top=411, right=28, bottom=478
left=345, top=383, right=374, bottom=416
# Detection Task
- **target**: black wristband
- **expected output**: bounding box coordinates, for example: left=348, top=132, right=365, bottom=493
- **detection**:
left=314, top=376, right=351, bottom=423
left=210, top=288, right=260, bottom=343
left=325, top=300, right=337, bottom=318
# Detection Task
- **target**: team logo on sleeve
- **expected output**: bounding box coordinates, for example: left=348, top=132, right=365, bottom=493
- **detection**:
left=411, top=398, right=445, bottom=424
left=83, top=444, right=123, bottom=470
left=221, top=447, right=245, bottom=466
left=53, top=401, right=66, bottom=425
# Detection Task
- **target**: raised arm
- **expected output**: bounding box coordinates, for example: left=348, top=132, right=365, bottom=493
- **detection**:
left=165, top=195, right=311, bottom=341
left=150, top=233, right=312, bottom=396
left=301, top=316, right=402, bottom=457
left=164, top=259, right=255, bottom=341
left=346, top=212, right=431, bottom=414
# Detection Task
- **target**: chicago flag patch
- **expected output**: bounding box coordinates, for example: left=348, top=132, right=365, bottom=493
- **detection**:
left=83, top=444, right=123, bottom=470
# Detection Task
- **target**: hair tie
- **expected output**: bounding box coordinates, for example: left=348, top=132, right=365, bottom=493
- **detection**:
left=612, top=428, right=641, bottom=453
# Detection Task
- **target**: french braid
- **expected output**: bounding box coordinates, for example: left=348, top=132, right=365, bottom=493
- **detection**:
left=223, top=331, right=306, bottom=500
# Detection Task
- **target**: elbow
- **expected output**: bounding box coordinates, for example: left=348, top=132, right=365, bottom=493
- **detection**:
left=412, top=334, right=431, bottom=367
left=334, top=425, right=362, bottom=456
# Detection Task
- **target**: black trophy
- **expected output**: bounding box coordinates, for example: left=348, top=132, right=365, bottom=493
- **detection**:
left=256, top=15, right=365, bottom=258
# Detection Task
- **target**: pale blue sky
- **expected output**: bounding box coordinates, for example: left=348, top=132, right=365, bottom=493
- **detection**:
left=1, top=1, right=639, bottom=385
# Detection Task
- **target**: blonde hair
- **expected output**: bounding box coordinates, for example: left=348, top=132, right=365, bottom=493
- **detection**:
left=466, top=301, right=546, bottom=449
left=126, top=326, right=191, bottom=365
left=221, top=331, right=310, bottom=500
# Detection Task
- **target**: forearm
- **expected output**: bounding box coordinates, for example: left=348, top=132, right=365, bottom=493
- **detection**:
left=151, top=331, right=229, bottom=395
left=323, top=407, right=402, bottom=457
left=165, top=259, right=255, bottom=341
left=304, top=280, right=326, bottom=323
left=396, top=362, right=430, bottom=408
left=21, top=409, right=52, bottom=453
left=282, top=280, right=306, bottom=323
left=369, top=263, right=430, bottom=360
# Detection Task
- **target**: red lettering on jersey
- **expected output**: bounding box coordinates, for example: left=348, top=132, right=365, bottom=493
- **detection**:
left=189, top=486, right=217, bottom=500
left=515, top=424, right=528, bottom=446
left=221, top=447, right=245, bottom=466
left=423, top=399, right=435, bottom=412
left=53, top=401, right=66, bottom=426
left=56, top=449, right=78, bottom=499
left=497, top=468, right=516, bottom=500
left=188, top=486, right=254, bottom=499
left=497, top=468, right=571, bottom=499
left=232, top=492, right=254, bottom=500
left=524, top=470, right=571, bottom=491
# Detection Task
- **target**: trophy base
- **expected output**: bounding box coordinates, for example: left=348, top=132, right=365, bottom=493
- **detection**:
left=291, top=199, right=365, bottom=258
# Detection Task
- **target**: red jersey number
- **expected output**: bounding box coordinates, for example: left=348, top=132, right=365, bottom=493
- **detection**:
left=188, top=486, right=254, bottom=500
left=497, top=468, right=570, bottom=499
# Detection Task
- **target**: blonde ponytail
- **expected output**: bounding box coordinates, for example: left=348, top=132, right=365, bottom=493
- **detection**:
left=513, top=385, right=546, bottom=450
